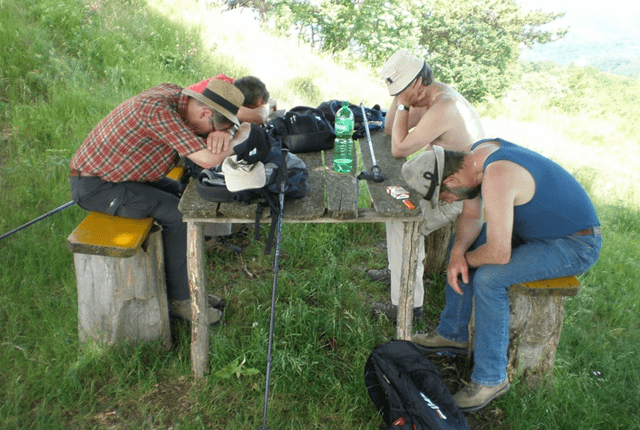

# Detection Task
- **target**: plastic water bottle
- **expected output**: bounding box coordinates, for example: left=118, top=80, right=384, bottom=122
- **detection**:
left=333, top=101, right=354, bottom=173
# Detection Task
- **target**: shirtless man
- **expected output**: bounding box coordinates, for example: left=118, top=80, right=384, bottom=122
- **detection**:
left=370, top=49, right=485, bottom=322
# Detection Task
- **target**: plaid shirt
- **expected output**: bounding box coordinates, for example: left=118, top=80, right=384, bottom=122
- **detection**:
left=70, top=83, right=206, bottom=182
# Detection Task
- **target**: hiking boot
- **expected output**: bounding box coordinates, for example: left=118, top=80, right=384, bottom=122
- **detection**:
left=411, top=332, right=468, bottom=355
left=366, top=268, right=391, bottom=286
left=372, top=302, right=423, bottom=324
left=205, top=236, right=242, bottom=254
left=207, top=294, right=225, bottom=310
left=169, top=300, right=223, bottom=326
left=453, top=380, right=510, bottom=412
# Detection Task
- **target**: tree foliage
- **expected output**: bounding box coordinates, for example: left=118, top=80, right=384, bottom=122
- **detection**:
left=220, top=0, right=567, bottom=103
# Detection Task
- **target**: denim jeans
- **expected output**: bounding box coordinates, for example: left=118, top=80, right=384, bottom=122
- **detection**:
left=436, top=225, right=602, bottom=386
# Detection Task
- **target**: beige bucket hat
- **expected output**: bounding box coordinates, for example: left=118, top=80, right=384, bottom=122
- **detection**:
left=182, top=78, right=244, bottom=126
left=401, top=145, right=445, bottom=209
left=221, top=155, right=266, bottom=192
left=380, top=49, right=425, bottom=96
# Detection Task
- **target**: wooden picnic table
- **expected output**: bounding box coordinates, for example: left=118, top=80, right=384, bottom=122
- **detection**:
left=178, top=130, right=423, bottom=378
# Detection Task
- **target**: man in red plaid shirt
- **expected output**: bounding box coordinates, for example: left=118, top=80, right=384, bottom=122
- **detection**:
left=70, top=78, right=269, bottom=325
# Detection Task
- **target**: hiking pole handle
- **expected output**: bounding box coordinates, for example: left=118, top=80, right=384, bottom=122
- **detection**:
left=358, top=103, right=384, bottom=183
left=360, top=103, right=378, bottom=167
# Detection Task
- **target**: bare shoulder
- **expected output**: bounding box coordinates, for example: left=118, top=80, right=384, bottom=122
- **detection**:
left=484, top=159, right=535, bottom=204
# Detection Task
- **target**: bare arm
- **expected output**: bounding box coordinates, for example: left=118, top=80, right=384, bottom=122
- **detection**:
left=464, top=161, right=519, bottom=267
left=447, top=197, right=483, bottom=294
left=384, top=96, right=423, bottom=136
left=237, top=104, right=270, bottom=125
left=390, top=81, right=454, bottom=157
left=187, top=123, right=252, bottom=169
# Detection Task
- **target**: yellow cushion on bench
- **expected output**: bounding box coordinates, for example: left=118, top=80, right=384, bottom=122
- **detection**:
left=68, top=212, right=154, bottom=258
left=166, top=165, right=185, bottom=182
left=512, top=276, right=581, bottom=297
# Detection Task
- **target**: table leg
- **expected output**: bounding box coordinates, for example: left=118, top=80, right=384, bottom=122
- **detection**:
left=187, top=221, right=208, bottom=378
left=396, top=221, right=421, bottom=340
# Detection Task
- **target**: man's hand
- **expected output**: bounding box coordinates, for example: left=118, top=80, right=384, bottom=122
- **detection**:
left=447, top=250, right=469, bottom=295
left=396, top=79, right=422, bottom=107
left=206, top=123, right=250, bottom=153
left=206, top=130, right=233, bottom=154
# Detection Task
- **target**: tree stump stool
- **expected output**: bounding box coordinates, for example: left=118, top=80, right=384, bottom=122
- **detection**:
left=468, top=276, right=581, bottom=388
left=68, top=213, right=172, bottom=349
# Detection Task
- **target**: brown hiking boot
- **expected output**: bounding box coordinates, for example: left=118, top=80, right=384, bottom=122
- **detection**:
left=453, top=380, right=510, bottom=412
left=372, top=302, right=424, bottom=324
left=366, top=268, right=391, bottom=286
left=169, top=300, right=223, bottom=326
left=411, top=332, right=468, bottom=355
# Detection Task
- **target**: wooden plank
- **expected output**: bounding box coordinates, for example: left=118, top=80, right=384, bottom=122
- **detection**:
left=323, top=143, right=359, bottom=220
left=359, top=131, right=421, bottom=218
left=179, top=152, right=326, bottom=222
left=282, top=151, right=326, bottom=221
left=177, top=180, right=220, bottom=220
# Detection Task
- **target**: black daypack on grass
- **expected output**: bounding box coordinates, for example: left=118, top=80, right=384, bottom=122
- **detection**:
left=365, top=340, right=470, bottom=430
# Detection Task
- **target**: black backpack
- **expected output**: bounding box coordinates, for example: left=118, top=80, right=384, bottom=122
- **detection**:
left=196, top=140, right=309, bottom=253
left=266, top=106, right=335, bottom=153
left=316, top=100, right=386, bottom=139
left=365, top=340, right=470, bottom=430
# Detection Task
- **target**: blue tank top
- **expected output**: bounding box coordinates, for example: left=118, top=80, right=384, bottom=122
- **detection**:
left=471, top=138, right=599, bottom=239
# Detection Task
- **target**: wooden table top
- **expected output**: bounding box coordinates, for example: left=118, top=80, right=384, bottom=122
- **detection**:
left=178, top=130, right=423, bottom=224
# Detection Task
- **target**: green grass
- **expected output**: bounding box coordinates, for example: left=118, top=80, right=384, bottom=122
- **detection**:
left=2, top=0, right=640, bottom=428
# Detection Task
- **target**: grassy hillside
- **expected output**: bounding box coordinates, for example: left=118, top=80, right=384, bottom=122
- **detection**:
left=1, top=0, right=639, bottom=429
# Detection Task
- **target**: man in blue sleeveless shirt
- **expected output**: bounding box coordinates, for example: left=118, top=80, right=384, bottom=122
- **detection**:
left=404, top=139, right=602, bottom=412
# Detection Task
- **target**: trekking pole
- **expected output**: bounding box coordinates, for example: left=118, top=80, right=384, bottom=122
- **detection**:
left=0, top=200, right=75, bottom=241
left=257, top=150, right=289, bottom=430
left=357, top=102, right=384, bottom=183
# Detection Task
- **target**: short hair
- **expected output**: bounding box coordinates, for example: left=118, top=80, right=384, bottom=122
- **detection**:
left=194, top=99, right=233, bottom=127
left=233, top=76, right=270, bottom=107
left=416, top=62, right=433, bottom=87
left=442, top=150, right=466, bottom=179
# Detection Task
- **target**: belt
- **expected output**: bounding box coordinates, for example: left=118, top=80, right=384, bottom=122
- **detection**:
left=70, top=170, right=95, bottom=177
left=572, top=226, right=601, bottom=236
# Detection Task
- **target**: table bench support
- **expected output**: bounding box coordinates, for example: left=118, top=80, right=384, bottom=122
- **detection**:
left=187, top=221, right=209, bottom=378
left=396, top=221, right=422, bottom=340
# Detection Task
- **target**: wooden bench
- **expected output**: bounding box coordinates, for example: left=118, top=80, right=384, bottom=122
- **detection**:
left=468, top=275, right=581, bottom=389
left=67, top=166, right=185, bottom=349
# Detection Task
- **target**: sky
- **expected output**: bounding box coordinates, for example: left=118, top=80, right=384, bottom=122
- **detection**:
left=517, top=0, right=640, bottom=64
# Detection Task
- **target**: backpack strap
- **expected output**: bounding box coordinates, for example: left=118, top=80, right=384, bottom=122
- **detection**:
left=255, top=150, right=291, bottom=255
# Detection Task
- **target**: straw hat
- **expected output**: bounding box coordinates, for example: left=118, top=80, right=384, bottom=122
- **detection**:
left=379, top=50, right=425, bottom=96
left=183, top=78, right=244, bottom=126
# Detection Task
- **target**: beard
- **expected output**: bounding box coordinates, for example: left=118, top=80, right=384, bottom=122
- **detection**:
left=440, top=183, right=481, bottom=201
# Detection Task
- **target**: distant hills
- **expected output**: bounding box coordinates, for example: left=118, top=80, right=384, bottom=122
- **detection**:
left=521, top=33, right=640, bottom=78
left=518, top=0, right=640, bottom=78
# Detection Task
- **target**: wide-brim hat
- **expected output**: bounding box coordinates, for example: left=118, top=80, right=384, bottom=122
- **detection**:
left=402, top=145, right=445, bottom=209
left=221, top=155, right=266, bottom=192
left=380, top=49, right=425, bottom=96
left=183, top=78, right=244, bottom=126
